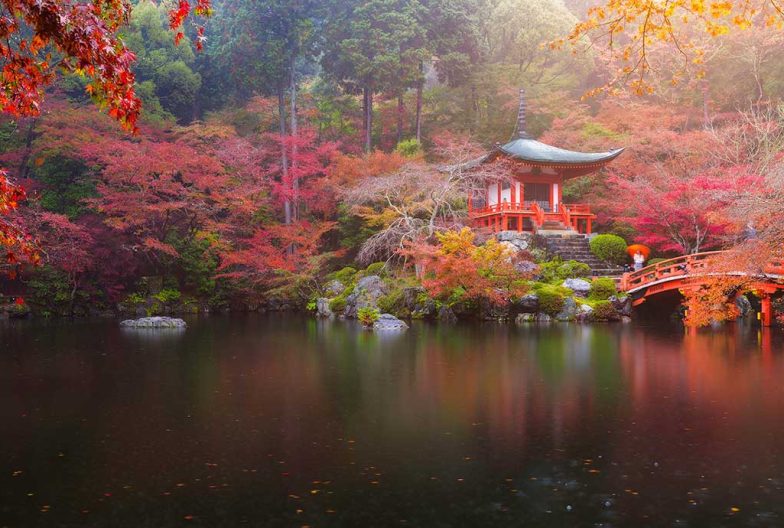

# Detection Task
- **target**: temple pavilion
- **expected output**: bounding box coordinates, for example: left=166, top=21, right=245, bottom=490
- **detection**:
left=468, top=90, right=624, bottom=234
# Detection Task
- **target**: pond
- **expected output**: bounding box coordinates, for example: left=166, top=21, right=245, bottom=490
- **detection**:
left=2, top=316, right=784, bottom=527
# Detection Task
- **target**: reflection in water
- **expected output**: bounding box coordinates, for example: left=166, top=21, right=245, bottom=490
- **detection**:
left=2, top=316, right=784, bottom=527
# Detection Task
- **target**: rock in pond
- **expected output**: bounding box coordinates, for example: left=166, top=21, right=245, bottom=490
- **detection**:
left=514, top=293, right=539, bottom=314
left=373, top=313, right=409, bottom=331
left=515, top=313, right=536, bottom=324
left=316, top=297, right=333, bottom=318
left=120, top=317, right=187, bottom=329
left=555, top=297, right=579, bottom=322
left=608, top=295, right=633, bottom=317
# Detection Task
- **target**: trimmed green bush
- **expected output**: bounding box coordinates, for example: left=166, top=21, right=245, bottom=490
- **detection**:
left=589, top=277, right=617, bottom=300
left=647, top=257, right=667, bottom=266
left=537, top=286, right=566, bottom=316
left=592, top=300, right=620, bottom=321
left=590, top=234, right=628, bottom=265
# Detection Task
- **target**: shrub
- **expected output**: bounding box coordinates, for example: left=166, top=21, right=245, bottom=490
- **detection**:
left=539, top=259, right=591, bottom=283
left=395, top=138, right=422, bottom=158
left=590, top=234, right=628, bottom=265
left=377, top=288, right=405, bottom=315
left=328, top=266, right=358, bottom=285
left=358, top=306, right=380, bottom=327
left=125, top=292, right=146, bottom=305
left=329, top=293, right=348, bottom=314
left=592, top=300, right=620, bottom=321
left=589, top=277, right=618, bottom=300
left=536, top=285, right=566, bottom=316
left=364, top=262, right=387, bottom=277
left=648, top=257, right=667, bottom=266
left=153, top=288, right=182, bottom=304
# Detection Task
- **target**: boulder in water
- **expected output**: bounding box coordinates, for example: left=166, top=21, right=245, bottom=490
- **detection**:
left=555, top=297, right=579, bottom=322
left=120, top=317, right=187, bottom=329
left=316, top=298, right=333, bottom=319
left=373, top=313, right=409, bottom=331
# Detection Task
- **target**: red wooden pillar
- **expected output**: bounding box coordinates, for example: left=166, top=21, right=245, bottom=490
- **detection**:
left=517, top=214, right=522, bottom=233
left=496, top=180, right=502, bottom=209
left=502, top=214, right=508, bottom=231
left=557, top=178, right=563, bottom=211
left=761, top=295, right=773, bottom=327
left=510, top=182, right=516, bottom=208
left=586, top=218, right=592, bottom=234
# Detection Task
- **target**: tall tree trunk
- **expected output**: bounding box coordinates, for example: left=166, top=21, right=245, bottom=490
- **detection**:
left=363, top=85, right=373, bottom=152
left=701, top=81, right=711, bottom=129
left=396, top=92, right=404, bottom=144
left=415, top=60, right=424, bottom=143
left=17, top=118, right=37, bottom=180
left=471, top=84, right=480, bottom=133
left=278, top=89, right=292, bottom=225
left=290, top=64, right=299, bottom=222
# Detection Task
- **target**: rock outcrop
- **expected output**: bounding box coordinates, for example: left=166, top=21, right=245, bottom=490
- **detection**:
left=316, top=298, right=333, bottom=318
left=562, top=278, right=592, bottom=298
left=608, top=295, right=633, bottom=317
left=555, top=297, right=579, bottom=322
left=344, top=275, right=387, bottom=318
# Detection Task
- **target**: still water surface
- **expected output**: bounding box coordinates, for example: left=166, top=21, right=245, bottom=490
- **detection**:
left=2, top=316, right=784, bottom=527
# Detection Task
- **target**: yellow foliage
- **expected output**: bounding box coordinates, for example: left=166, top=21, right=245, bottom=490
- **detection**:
left=565, top=0, right=784, bottom=96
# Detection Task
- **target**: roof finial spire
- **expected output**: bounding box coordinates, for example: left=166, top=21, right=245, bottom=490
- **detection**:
left=517, top=88, right=530, bottom=139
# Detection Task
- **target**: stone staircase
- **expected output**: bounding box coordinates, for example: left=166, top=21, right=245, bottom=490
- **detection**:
left=536, top=220, right=574, bottom=235
left=542, top=234, right=625, bottom=277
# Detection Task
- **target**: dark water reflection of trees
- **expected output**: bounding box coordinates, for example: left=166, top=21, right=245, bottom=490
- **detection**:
left=1, top=316, right=783, bottom=527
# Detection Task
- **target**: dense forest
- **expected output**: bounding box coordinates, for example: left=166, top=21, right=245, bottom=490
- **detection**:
left=1, top=0, right=783, bottom=325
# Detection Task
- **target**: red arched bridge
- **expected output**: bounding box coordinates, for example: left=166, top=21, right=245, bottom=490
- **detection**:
left=619, top=251, right=784, bottom=326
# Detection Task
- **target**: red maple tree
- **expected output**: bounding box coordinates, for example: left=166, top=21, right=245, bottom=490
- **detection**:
left=0, top=0, right=210, bottom=267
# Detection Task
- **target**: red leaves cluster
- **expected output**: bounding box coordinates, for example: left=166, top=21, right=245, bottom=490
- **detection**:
left=0, top=171, right=37, bottom=273
left=168, top=0, right=211, bottom=50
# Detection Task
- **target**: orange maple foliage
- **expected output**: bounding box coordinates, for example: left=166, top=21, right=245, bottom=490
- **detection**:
left=403, top=228, right=532, bottom=306
left=563, top=1, right=784, bottom=95
left=681, top=243, right=779, bottom=327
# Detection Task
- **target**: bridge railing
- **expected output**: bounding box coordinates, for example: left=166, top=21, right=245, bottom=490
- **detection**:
left=620, top=252, right=724, bottom=292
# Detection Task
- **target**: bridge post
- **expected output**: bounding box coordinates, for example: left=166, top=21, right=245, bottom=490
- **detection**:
left=760, top=295, right=773, bottom=327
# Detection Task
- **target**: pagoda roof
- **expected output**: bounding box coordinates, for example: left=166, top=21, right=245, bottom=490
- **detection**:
left=491, top=137, right=624, bottom=168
